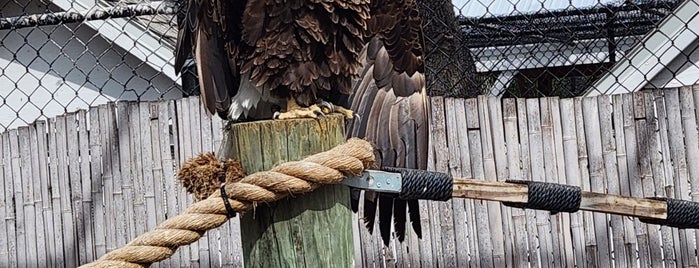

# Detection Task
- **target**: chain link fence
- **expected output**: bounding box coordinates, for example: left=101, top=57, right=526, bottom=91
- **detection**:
left=1, top=0, right=697, bottom=131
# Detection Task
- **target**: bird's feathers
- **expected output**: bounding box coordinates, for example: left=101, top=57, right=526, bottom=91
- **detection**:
left=345, top=0, right=428, bottom=246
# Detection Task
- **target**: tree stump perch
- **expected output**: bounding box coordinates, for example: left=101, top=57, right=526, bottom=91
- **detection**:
left=218, top=115, right=353, bottom=268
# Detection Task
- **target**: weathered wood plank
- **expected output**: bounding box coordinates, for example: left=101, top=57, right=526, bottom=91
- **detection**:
left=445, top=98, right=471, bottom=268
left=651, top=90, right=679, bottom=266
left=88, top=106, right=107, bottom=259
left=198, top=100, right=217, bottom=268
left=47, top=117, right=66, bottom=267
left=502, top=98, right=529, bottom=267
left=596, top=95, right=627, bottom=267
left=0, top=133, right=7, bottom=267
left=117, top=102, right=137, bottom=244
left=526, top=98, right=554, bottom=268
left=538, top=98, right=563, bottom=267
left=516, top=98, right=540, bottom=267
left=55, top=115, right=78, bottom=267
left=146, top=102, right=166, bottom=268
left=634, top=92, right=663, bottom=267
left=66, top=112, right=88, bottom=264
left=465, top=97, right=494, bottom=268
left=623, top=93, right=650, bottom=268
left=488, top=97, right=513, bottom=268
left=99, top=103, right=122, bottom=253
left=581, top=96, right=612, bottom=267
left=478, top=96, right=506, bottom=267
left=9, top=128, right=27, bottom=266
left=425, top=96, right=449, bottom=267
left=137, top=102, right=158, bottom=234
left=559, top=98, right=586, bottom=267
left=684, top=87, right=699, bottom=266
left=431, top=96, right=457, bottom=267
left=445, top=98, right=463, bottom=268
left=573, top=97, right=596, bottom=268
left=17, top=126, right=39, bottom=265
left=455, top=98, right=479, bottom=268
left=692, top=87, right=699, bottom=262
left=663, top=88, right=694, bottom=266
left=187, top=96, right=205, bottom=268
left=634, top=91, right=662, bottom=267
left=78, top=110, right=96, bottom=263
left=549, top=97, right=574, bottom=267
left=28, top=121, right=48, bottom=266
left=127, top=103, right=147, bottom=241
left=1, top=132, right=16, bottom=267
left=157, top=100, right=182, bottom=267
left=612, top=94, right=638, bottom=266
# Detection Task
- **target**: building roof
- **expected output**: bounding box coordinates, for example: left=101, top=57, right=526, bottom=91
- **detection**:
left=458, top=0, right=681, bottom=48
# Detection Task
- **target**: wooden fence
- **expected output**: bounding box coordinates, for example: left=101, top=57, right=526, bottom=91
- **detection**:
left=0, top=97, right=244, bottom=267
left=2, top=87, right=699, bottom=267
left=355, top=86, right=699, bottom=268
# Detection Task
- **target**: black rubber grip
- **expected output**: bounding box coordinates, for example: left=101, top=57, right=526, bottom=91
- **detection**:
left=641, top=198, right=699, bottom=229
left=382, top=167, right=453, bottom=201
left=504, top=180, right=581, bottom=213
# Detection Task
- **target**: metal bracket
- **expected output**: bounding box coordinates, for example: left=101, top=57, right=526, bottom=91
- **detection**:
left=341, top=170, right=402, bottom=193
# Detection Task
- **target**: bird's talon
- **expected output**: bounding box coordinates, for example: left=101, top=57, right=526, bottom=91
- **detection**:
left=314, top=110, right=325, bottom=118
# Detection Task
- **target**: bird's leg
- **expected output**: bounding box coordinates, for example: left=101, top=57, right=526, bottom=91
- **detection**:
left=273, top=97, right=325, bottom=120
left=317, top=100, right=357, bottom=120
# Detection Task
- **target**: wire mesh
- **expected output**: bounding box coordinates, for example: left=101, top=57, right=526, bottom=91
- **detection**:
left=1, top=0, right=697, bottom=131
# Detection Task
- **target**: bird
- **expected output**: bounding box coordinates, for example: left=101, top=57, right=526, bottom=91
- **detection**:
left=173, top=0, right=428, bottom=245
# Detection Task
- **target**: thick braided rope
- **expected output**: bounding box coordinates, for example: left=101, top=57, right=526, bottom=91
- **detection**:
left=80, top=138, right=374, bottom=268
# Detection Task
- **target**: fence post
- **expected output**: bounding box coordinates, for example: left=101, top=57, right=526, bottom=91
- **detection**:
left=217, top=114, right=353, bottom=268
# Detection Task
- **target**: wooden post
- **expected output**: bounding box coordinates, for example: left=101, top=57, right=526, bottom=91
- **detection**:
left=218, top=115, right=353, bottom=268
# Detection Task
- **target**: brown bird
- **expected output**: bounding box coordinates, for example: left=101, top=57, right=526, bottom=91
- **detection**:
left=174, top=0, right=428, bottom=244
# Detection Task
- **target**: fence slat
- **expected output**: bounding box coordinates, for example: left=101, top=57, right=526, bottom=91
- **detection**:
left=444, top=98, right=469, bottom=268
left=158, top=100, right=182, bottom=267
left=56, top=115, right=77, bottom=267
left=516, top=98, right=539, bottom=267
left=0, top=132, right=13, bottom=267
left=633, top=92, right=662, bottom=267
left=623, top=93, right=650, bottom=267
left=66, top=112, right=87, bottom=264
left=664, top=88, right=695, bottom=266
left=549, top=97, right=574, bottom=267
left=573, top=97, right=596, bottom=268
left=79, top=110, right=97, bottom=263
left=582, top=96, right=613, bottom=267
left=47, top=117, right=65, bottom=267
left=17, top=126, right=39, bottom=265
left=0, top=128, right=6, bottom=265
left=489, top=96, right=513, bottom=268
left=652, top=90, right=679, bottom=266
left=559, top=98, right=586, bottom=267
left=538, top=98, right=562, bottom=267
left=478, top=96, right=506, bottom=267
left=684, top=87, right=699, bottom=264
left=28, top=122, right=48, bottom=266
left=685, top=87, right=699, bottom=265
left=612, top=94, right=638, bottom=267
left=597, top=95, right=627, bottom=267
left=502, top=99, right=528, bottom=267
left=464, top=97, right=493, bottom=268
left=88, top=106, right=107, bottom=258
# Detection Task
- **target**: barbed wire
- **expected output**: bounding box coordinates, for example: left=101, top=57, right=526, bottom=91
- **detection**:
left=1, top=0, right=697, bottom=131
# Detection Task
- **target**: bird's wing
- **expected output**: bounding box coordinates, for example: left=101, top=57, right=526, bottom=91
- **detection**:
left=174, top=0, right=245, bottom=119
left=345, top=0, right=429, bottom=246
